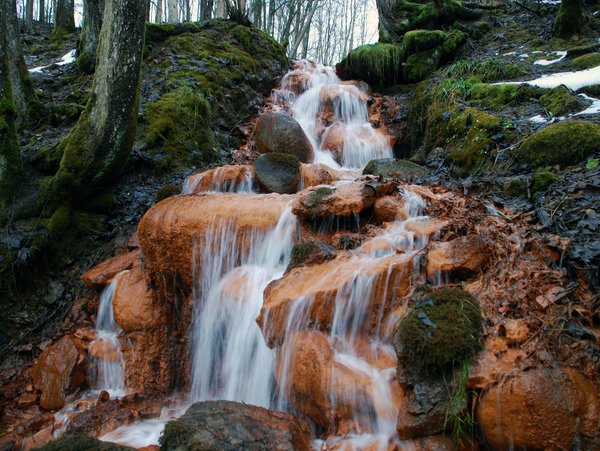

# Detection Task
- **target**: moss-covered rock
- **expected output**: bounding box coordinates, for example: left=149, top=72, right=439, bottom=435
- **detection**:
left=288, top=241, right=336, bottom=270
left=503, top=177, right=528, bottom=197
left=363, top=158, right=428, bottom=181
left=35, top=434, right=134, bottom=450
left=518, top=120, right=600, bottom=167
left=403, top=29, right=447, bottom=54
left=441, top=59, right=528, bottom=83
left=539, top=85, right=584, bottom=116
left=577, top=84, right=600, bottom=97
left=532, top=169, right=559, bottom=193
left=155, top=183, right=181, bottom=202
left=394, top=287, right=482, bottom=376
left=571, top=52, right=600, bottom=69
left=469, top=83, right=520, bottom=110
left=145, top=86, right=216, bottom=170
left=566, top=43, right=600, bottom=57
left=336, top=43, right=404, bottom=90
left=253, top=152, right=301, bottom=194
left=0, top=98, right=22, bottom=210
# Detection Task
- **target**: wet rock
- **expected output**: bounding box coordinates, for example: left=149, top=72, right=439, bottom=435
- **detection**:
left=300, top=163, right=341, bottom=188
left=160, top=400, right=311, bottom=451
left=477, top=368, right=600, bottom=449
left=426, top=236, right=489, bottom=281
left=320, top=122, right=345, bottom=164
left=42, top=281, right=65, bottom=305
left=288, top=241, right=336, bottom=270
left=64, top=392, right=163, bottom=438
left=112, top=259, right=162, bottom=332
left=292, top=179, right=396, bottom=221
left=35, top=434, right=135, bottom=450
left=363, top=158, right=428, bottom=182
left=138, top=193, right=293, bottom=289
left=32, top=336, right=88, bottom=410
left=501, top=318, right=529, bottom=345
left=374, top=196, right=407, bottom=223
left=183, top=165, right=252, bottom=194
left=81, top=250, right=140, bottom=288
left=259, top=253, right=412, bottom=347
left=276, top=331, right=403, bottom=434
left=253, top=152, right=302, bottom=194
left=254, top=112, right=314, bottom=163
left=408, top=435, right=455, bottom=450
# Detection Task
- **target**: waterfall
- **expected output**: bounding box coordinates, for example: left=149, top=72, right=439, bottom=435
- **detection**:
left=89, top=271, right=127, bottom=396
left=276, top=61, right=394, bottom=169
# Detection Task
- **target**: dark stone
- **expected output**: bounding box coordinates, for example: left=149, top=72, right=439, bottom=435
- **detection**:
left=253, top=152, right=301, bottom=194
left=254, top=112, right=314, bottom=163
left=288, top=241, right=336, bottom=271
left=363, top=158, right=428, bottom=181
left=159, top=401, right=311, bottom=451
left=35, top=435, right=134, bottom=450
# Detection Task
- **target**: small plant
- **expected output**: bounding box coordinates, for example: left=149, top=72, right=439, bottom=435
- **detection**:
left=446, top=362, right=475, bottom=446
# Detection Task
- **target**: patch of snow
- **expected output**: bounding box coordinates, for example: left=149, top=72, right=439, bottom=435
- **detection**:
left=574, top=93, right=600, bottom=116
left=503, top=51, right=517, bottom=56
left=534, top=51, right=567, bottom=66
left=498, top=66, right=600, bottom=90
left=28, top=49, right=76, bottom=73
left=529, top=115, right=551, bottom=124
left=519, top=53, right=530, bottom=58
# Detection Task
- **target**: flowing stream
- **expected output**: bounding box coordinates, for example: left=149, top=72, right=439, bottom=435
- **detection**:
left=99, top=61, right=427, bottom=449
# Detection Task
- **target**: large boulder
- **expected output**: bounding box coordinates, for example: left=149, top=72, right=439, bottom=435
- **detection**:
left=138, top=193, right=293, bottom=289
left=254, top=112, right=314, bottom=163
left=292, top=179, right=396, bottom=221
left=258, top=253, right=413, bottom=347
left=275, top=331, right=403, bottom=434
left=253, top=153, right=301, bottom=194
left=476, top=368, right=600, bottom=449
left=363, top=158, right=428, bottom=182
left=159, top=401, right=311, bottom=450
left=299, top=163, right=342, bottom=188
left=31, top=336, right=88, bottom=410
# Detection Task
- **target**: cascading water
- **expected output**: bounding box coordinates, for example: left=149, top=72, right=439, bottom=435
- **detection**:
left=190, top=204, right=298, bottom=406
left=89, top=272, right=127, bottom=396
left=275, top=61, right=394, bottom=169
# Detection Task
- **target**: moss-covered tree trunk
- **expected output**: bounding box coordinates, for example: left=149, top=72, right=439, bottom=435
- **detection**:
left=44, top=0, right=147, bottom=226
left=54, top=0, right=76, bottom=36
left=554, top=0, right=584, bottom=38
left=0, top=0, right=22, bottom=209
left=7, top=0, right=43, bottom=125
left=77, top=0, right=105, bottom=73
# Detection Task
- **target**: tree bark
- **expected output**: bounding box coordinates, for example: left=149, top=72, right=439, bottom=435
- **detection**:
left=43, top=0, right=147, bottom=221
left=77, top=0, right=105, bottom=73
left=156, top=0, right=163, bottom=22
left=0, top=0, right=22, bottom=209
left=25, top=0, right=34, bottom=28
left=7, top=0, right=43, bottom=125
left=167, top=0, right=178, bottom=22
left=54, top=0, right=76, bottom=35
left=39, top=0, right=45, bottom=23
left=554, top=0, right=584, bottom=37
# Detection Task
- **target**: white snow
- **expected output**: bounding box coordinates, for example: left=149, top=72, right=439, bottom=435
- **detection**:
left=574, top=93, right=600, bottom=116
left=28, top=49, right=76, bottom=73
left=534, top=51, right=567, bottom=66
left=499, top=65, right=600, bottom=91
left=519, top=53, right=530, bottom=58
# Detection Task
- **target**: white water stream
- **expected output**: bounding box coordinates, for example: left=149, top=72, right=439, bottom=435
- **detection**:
left=98, top=61, right=425, bottom=449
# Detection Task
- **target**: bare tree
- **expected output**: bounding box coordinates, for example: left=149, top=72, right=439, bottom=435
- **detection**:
left=78, top=0, right=105, bottom=73
left=54, top=0, right=75, bottom=35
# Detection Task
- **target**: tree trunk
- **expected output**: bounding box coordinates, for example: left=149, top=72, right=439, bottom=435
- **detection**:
left=156, top=0, right=163, bottom=22
left=554, top=0, right=584, bottom=37
left=0, top=0, right=22, bottom=209
left=43, top=0, right=147, bottom=225
left=39, top=0, right=45, bottom=23
left=167, top=0, right=177, bottom=22
left=77, top=0, right=105, bottom=73
left=25, top=0, right=34, bottom=28
left=54, top=0, right=76, bottom=35
left=7, top=0, right=43, bottom=125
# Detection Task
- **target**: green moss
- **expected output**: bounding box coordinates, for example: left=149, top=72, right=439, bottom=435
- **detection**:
left=145, top=22, right=203, bottom=45
left=337, top=43, right=405, bottom=89
left=503, top=177, right=528, bottom=197
left=0, top=98, right=22, bottom=208
left=469, top=83, right=520, bottom=110
left=145, top=86, right=216, bottom=169
left=159, top=418, right=197, bottom=449
left=553, top=0, right=584, bottom=38
left=403, top=29, right=447, bottom=53
left=155, top=183, right=181, bottom=202
left=394, top=287, right=482, bottom=376
left=539, top=85, right=584, bottom=116
left=532, top=169, right=559, bottom=193
left=363, top=158, right=428, bottom=180
left=567, top=43, right=600, bottom=57
left=305, top=187, right=333, bottom=218
left=288, top=241, right=335, bottom=270
left=85, top=191, right=114, bottom=213
left=572, top=52, right=600, bottom=69
left=47, top=205, right=71, bottom=238
left=404, top=48, right=443, bottom=83
left=518, top=120, right=600, bottom=167
left=578, top=84, right=600, bottom=97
